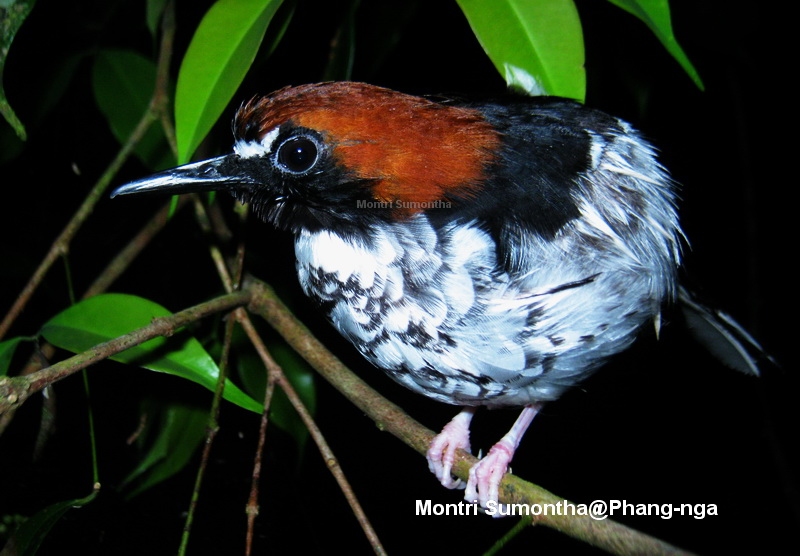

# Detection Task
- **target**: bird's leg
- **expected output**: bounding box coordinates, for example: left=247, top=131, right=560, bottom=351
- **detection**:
left=427, top=406, right=476, bottom=489
left=465, top=403, right=541, bottom=508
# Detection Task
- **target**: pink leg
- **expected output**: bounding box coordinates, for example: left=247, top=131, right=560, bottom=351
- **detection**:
left=465, top=403, right=541, bottom=508
left=427, top=407, right=476, bottom=489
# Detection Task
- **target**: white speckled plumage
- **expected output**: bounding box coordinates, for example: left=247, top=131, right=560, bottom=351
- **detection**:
left=294, top=121, right=681, bottom=409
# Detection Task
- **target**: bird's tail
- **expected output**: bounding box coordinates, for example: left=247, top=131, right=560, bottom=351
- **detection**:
left=677, top=285, right=778, bottom=376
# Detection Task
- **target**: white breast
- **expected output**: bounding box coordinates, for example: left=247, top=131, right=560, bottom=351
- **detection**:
left=293, top=205, right=673, bottom=408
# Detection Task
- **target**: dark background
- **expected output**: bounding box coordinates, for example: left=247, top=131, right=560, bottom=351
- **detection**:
left=1, top=0, right=796, bottom=554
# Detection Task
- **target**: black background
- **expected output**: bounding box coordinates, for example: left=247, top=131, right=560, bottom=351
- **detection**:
left=1, top=0, right=796, bottom=554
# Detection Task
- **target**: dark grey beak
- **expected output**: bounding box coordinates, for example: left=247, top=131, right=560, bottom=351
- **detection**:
left=111, top=155, right=257, bottom=198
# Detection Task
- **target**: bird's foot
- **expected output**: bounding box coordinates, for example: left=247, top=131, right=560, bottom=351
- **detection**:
left=427, top=407, right=475, bottom=489
left=465, top=440, right=514, bottom=508
left=463, top=403, right=541, bottom=511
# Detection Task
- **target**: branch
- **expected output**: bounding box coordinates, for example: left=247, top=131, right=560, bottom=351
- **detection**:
left=0, top=275, right=696, bottom=554
left=0, top=196, right=190, bottom=438
left=0, top=1, right=180, bottom=435
left=244, top=278, right=695, bottom=556
left=0, top=291, right=251, bottom=417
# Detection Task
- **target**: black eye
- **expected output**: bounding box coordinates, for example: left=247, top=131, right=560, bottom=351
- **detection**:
left=276, top=136, right=319, bottom=174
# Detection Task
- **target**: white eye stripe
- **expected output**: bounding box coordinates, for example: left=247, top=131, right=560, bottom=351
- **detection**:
left=233, top=127, right=281, bottom=158
left=261, top=127, right=280, bottom=152
left=233, top=140, right=266, bottom=158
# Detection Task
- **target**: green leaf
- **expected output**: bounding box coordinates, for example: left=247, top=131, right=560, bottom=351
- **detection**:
left=92, top=49, right=174, bottom=170
left=122, top=400, right=207, bottom=498
left=2, top=487, right=97, bottom=556
left=456, top=0, right=585, bottom=100
left=0, top=336, right=25, bottom=375
left=1, top=0, right=38, bottom=140
left=175, top=0, right=284, bottom=163
left=607, top=0, right=704, bottom=90
left=39, top=294, right=261, bottom=413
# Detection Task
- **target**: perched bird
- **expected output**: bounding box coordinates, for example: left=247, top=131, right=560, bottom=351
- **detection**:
left=113, top=81, right=684, bottom=507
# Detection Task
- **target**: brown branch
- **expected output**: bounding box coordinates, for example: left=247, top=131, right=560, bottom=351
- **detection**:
left=0, top=273, right=696, bottom=554
left=0, top=290, right=251, bottom=417
left=244, top=342, right=277, bottom=556
left=244, top=278, right=695, bottom=556
left=153, top=2, right=177, bottom=157
left=0, top=111, right=151, bottom=340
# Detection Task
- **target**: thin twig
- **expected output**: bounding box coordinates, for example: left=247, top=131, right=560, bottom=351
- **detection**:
left=245, top=351, right=277, bottom=556
left=186, top=194, right=268, bottom=555
left=178, top=311, right=238, bottom=556
left=236, top=310, right=387, bottom=556
left=177, top=185, right=241, bottom=556
left=189, top=197, right=385, bottom=554
left=153, top=2, right=177, bottom=157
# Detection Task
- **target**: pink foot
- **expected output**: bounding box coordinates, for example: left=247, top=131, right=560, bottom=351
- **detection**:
left=427, top=407, right=475, bottom=489
left=465, top=440, right=513, bottom=507
left=464, top=404, right=541, bottom=509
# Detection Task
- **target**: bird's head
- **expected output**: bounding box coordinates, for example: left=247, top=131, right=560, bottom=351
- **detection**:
left=112, top=82, right=501, bottom=233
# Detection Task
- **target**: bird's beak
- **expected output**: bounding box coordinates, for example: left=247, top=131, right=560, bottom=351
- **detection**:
left=111, top=155, right=257, bottom=198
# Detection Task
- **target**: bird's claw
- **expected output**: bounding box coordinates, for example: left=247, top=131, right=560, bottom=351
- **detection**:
left=464, top=440, right=514, bottom=510
left=427, top=410, right=474, bottom=489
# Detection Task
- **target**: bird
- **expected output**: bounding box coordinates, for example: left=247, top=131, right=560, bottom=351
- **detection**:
left=113, top=81, right=685, bottom=508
